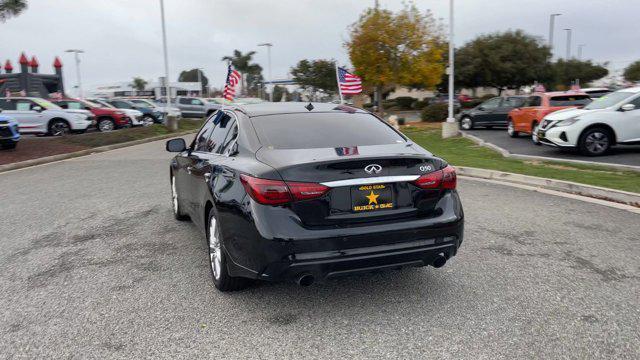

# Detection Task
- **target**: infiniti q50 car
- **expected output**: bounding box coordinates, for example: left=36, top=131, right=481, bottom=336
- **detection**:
left=166, top=103, right=464, bottom=291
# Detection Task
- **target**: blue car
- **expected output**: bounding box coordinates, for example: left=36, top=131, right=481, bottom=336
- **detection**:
left=0, top=113, right=20, bottom=150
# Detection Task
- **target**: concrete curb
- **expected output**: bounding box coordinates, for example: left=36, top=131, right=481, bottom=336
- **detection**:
left=0, top=130, right=196, bottom=173
left=456, top=166, right=640, bottom=208
left=460, top=131, right=640, bottom=173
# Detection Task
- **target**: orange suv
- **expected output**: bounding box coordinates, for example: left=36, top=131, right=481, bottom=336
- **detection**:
left=507, top=91, right=591, bottom=144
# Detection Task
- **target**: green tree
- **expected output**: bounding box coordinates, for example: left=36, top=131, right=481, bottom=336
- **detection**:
left=178, top=69, right=208, bottom=94
left=623, top=60, right=640, bottom=82
left=291, top=59, right=338, bottom=95
left=455, top=30, right=551, bottom=94
left=545, top=59, right=608, bottom=89
left=0, top=0, right=27, bottom=22
left=130, top=77, right=148, bottom=91
left=221, top=50, right=263, bottom=96
left=346, top=3, right=446, bottom=113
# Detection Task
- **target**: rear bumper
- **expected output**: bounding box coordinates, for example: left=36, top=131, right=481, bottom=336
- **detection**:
left=221, top=190, right=464, bottom=282
left=256, top=223, right=462, bottom=282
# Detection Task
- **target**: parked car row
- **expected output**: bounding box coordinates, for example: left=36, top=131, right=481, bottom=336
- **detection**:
left=0, top=97, right=95, bottom=136
left=457, top=87, right=640, bottom=156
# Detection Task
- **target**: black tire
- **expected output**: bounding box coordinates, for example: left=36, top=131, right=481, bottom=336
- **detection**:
left=459, top=116, right=474, bottom=130
left=507, top=119, right=519, bottom=138
left=48, top=119, right=70, bottom=136
left=142, top=115, right=155, bottom=126
left=531, top=121, right=541, bottom=145
left=207, top=209, right=250, bottom=292
left=171, top=175, right=190, bottom=221
left=97, top=118, right=115, bottom=132
left=578, top=127, right=612, bottom=156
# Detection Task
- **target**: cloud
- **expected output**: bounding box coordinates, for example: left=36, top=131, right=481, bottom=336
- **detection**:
left=1, top=0, right=635, bottom=94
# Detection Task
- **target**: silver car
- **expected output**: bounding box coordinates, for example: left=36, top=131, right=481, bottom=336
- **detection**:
left=0, top=97, right=93, bottom=135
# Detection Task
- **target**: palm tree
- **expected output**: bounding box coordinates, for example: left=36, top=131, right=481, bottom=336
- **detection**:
left=221, top=50, right=263, bottom=96
left=0, top=0, right=27, bottom=22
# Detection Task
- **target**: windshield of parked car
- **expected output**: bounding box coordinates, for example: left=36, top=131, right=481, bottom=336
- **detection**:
left=584, top=91, right=636, bottom=110
left=549, top=95, right=591, bottom=107
left=251, top=113, right=406, bottom=149
left=33, top=98, right=62, bottom=110
left=132, top=99, right=156, bottom=107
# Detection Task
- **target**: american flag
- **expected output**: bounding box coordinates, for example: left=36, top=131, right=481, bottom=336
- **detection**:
left=223, top=65, right=241, bottom=101
left=338, top=67, right=362, bottom=95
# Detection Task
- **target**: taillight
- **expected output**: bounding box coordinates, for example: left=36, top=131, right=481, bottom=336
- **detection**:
left=287, top=181, right=329, bottom=201
left=240, top=174, right=329, bottom=205
left=412, top=165, right=456, bottom=190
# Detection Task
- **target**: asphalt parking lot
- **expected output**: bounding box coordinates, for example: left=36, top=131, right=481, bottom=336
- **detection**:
left=464, top=128, right=640, bottom=168
left=1, top=137, right=639, bottom=359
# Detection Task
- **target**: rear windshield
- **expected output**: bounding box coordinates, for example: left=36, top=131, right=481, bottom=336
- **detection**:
left=549, top=95, right=591, bottom=107
left=250, top=113, right=406, bottom=149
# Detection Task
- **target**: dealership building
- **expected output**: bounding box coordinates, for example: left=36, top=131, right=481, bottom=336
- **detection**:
left=87, top=79, right=202, bottom=99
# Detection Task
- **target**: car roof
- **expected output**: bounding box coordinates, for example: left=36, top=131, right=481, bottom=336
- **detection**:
left=233, top=102, right=368, bottom=117
left=617, top=86, right=640, bottom=93
left=533, top=91, right=589, bottom=97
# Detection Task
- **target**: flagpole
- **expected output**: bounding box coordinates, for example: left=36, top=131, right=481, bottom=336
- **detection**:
left=335, top=64, right=344, bottom=104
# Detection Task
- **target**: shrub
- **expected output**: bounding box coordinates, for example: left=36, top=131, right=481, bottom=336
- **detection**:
left=381, top=99, right=397, bottom=108
left=393, top=96, right=417, bottom=110
left=412, top=99, right=429, bottom=110
left=421, top=103, right=449, bottom=122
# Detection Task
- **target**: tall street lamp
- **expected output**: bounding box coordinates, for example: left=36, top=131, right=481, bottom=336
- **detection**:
left=548, top=13, right=561, bottom=57
left=258, top=43, right=273, bottom=102
left=159, top=0, right=171, bottom=107
left=564, top=28, right=572, bottom=59
left=65, top=49, right=84, bottom=99
left=442, top=0, right=457, bottom=138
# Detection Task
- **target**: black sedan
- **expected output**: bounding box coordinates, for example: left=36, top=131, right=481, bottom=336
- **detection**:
left=458, top=96, right=527, bottom=130
left=166, top=103, right=464, bottom=291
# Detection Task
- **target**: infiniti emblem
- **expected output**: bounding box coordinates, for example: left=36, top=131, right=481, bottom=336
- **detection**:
left=364, top=164, right=382, bottom=174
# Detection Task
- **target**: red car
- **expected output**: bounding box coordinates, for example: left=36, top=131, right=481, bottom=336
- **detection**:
left=507, top=91, right=591, bottom=144
left=53, top=98, right=132, bottom=132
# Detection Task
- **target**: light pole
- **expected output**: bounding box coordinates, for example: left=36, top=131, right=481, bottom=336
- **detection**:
left=577, top=44, right=586, bottom=60
left=258, top=43, right=273, bottom=102
left=548, top=13, right=561, bottom=57
left=442, top=0, right=457, bottom=138
left=196, top=68, right=203, bottom=96
left=159, top=0, right=171, bottom=107
left=564, top=28, right=572, bottom=59
left=65, top=49, right=84, bottom=99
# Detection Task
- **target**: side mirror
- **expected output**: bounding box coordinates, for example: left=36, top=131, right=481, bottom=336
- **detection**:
left=32, top=106, right=43, bottom=112
left=166, top=138, right=186, bottom=152
left=620, top=103, right=636, bottom=112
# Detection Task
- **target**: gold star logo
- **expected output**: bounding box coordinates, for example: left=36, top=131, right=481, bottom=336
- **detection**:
left=366, top=191, right=379, bottom=205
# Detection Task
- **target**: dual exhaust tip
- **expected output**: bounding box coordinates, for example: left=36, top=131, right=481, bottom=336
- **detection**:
left=294, top=255, right=447, bottom=286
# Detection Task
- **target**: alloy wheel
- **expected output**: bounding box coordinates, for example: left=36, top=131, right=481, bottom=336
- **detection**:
left=98, top=120, right=114, bottom=132
left=585, top=131, right=609, bottom=154
left=142, top=116, right=154, bottom=126
left=460, top=117, right=472, bottom=130
left=531, top=123, right=540, bottom=144
left=171, top=176, right=178, bottom=214
left=50, top=121, right=70, bottom=136
left=208, top=217, right=222, bottom=280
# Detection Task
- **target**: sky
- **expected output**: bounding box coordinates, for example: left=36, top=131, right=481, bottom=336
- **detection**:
left=1, top=0, right=637, bottom=95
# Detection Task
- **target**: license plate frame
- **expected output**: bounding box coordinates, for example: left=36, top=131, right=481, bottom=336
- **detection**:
left=350, top=183, right=394, bottom=213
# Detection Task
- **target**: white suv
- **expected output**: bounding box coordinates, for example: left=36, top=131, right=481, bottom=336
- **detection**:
left=537, top=87, right=640, bottom=156
left=0, top=97, right=93, bottom=136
